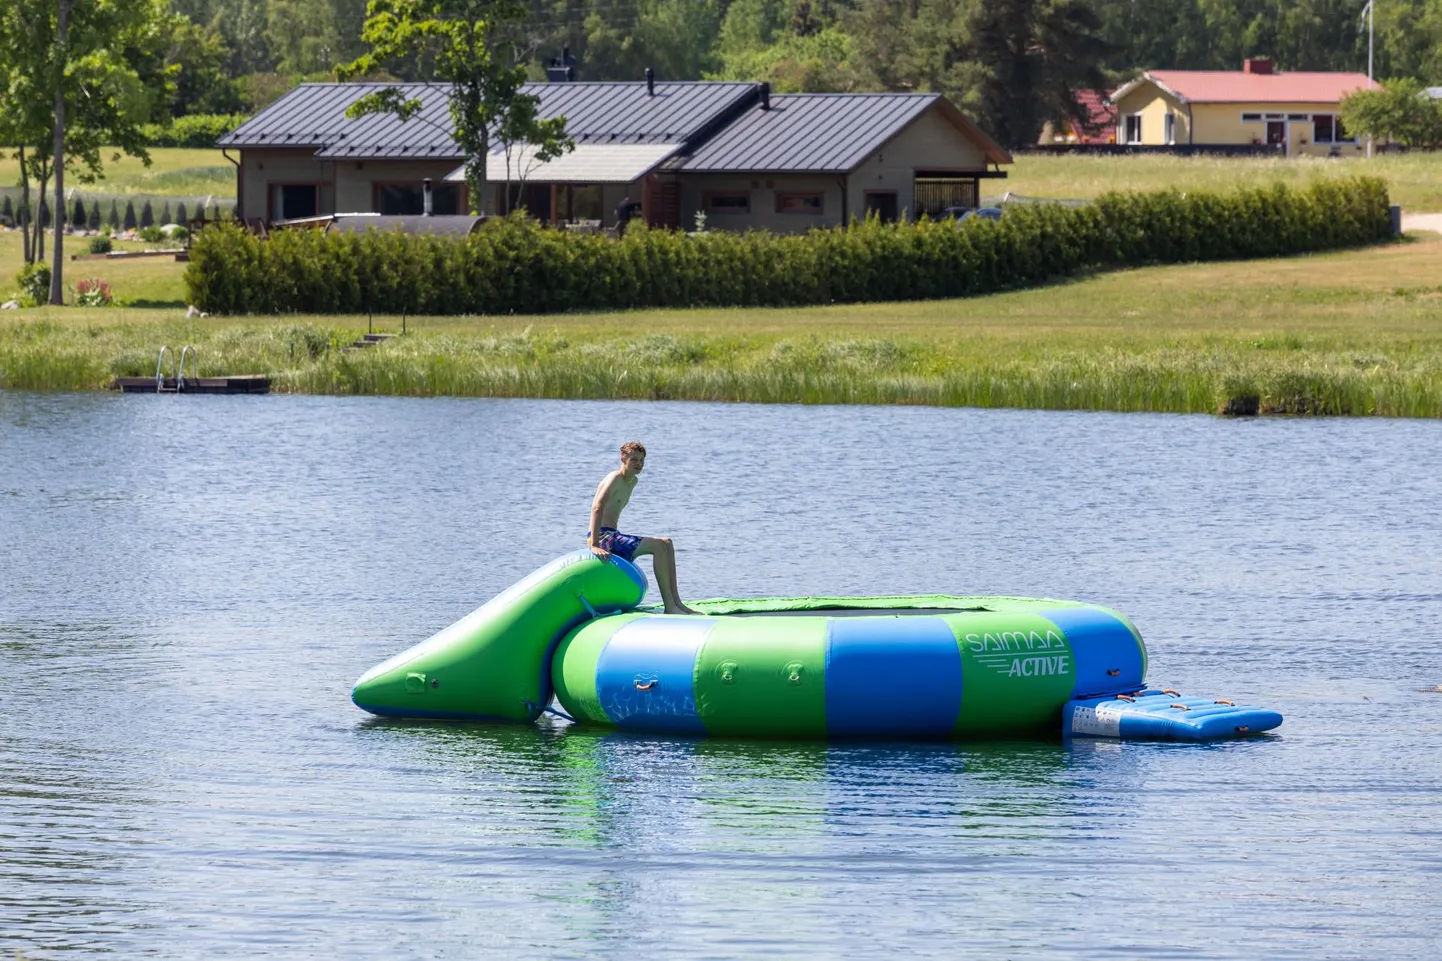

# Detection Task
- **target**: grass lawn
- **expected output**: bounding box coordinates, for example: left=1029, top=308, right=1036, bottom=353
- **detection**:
left=0, top=148, right=233, bottom=199
left=3, top=228, right=1440, bottom=417
left=999, top=153, right=1442, bottom=211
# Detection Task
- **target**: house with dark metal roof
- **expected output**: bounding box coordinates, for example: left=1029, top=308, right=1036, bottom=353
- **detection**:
left=219, top=79, right=1011, bottom=232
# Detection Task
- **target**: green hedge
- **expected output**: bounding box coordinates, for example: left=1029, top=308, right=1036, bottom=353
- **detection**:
left=185, top=177, right=1392, bottom=316
left=142, top=114, right=248, bottom=148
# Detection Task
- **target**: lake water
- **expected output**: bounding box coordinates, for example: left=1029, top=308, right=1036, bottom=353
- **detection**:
left=2, top=392, right=1439, bottom=960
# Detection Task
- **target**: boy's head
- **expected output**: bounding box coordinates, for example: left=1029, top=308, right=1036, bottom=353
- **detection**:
left=620, top=441, right=646, bottom=473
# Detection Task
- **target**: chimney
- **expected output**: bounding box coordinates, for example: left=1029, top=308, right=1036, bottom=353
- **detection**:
left=645, top=67, right=655, bottom=96
left=546, top=46, right=576, bottom=82
left=423, top=178, right=433, bottom=216
left=1243, top=58, right=1274, bottom=75
left=760, top=81, right=771, bottom=110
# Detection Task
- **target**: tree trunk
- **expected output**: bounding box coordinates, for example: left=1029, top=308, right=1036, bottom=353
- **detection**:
left=34, top=163, right=50, bottom=265
left=49, top=0, right=71, bottom=305
left=19, top=146, right=31, bottom=265
left=468, top=130, right=490, bottom=215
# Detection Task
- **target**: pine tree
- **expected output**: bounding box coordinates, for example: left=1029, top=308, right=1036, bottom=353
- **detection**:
left=140, top=200, right=154, bottom=228
left=159, top=200, right=172, bottom=224
left=176, top=201, right=188, bottom=225
left=88, top=202, right=101, bottom=231
left=1, top=195, right=12, bottom=225
left=40, top=199, right=51, bottom=228
left=123, top=201, right=137, bottom=230
left=107, top=200, right=120, bottom=229
left=72, top=198, right=87, bottom=228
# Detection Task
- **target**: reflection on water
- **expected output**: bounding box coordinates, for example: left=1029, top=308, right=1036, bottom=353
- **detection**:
left=2, top=392, right=1440, bottom=959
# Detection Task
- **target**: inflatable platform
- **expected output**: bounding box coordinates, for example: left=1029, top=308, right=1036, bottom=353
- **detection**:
left=352, top=551, right=1282, bottom=741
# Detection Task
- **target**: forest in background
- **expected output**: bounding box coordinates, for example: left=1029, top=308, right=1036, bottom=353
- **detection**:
left=168, top=0, right=1442, bottom=147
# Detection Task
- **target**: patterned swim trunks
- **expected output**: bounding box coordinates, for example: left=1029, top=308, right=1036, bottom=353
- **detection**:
left=591, top=526, right=643, bottom=562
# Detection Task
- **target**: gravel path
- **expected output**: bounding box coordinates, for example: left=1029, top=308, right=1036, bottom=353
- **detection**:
left=1401, top=212, right=1442, bottom=233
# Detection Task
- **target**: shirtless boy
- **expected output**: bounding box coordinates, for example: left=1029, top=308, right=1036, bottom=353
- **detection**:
left=588, top=441, right=698, bottom=615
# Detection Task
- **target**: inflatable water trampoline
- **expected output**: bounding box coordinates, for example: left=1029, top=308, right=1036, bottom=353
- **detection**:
left=352, top=551, right=1282, bottom=741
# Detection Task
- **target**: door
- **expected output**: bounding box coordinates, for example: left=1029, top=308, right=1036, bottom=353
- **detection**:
left=1266, top=121, right=1286, bottom=152
left=864, top=192, right=898, bottom=224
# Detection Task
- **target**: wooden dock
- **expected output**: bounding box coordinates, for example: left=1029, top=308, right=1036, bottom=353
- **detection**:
left=112, top=374, right=270, bottom=394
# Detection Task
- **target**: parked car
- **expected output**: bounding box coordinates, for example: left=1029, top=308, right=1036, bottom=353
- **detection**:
left=942, top=206, right=1004, bottom=223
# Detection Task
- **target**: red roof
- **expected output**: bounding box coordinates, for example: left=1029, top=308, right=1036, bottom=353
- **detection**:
left=1072, top=89, right=1117, bottom=139
left=1144, top=70, right=1377, bottom=103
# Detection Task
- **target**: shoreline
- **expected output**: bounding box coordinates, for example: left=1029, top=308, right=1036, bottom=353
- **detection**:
left=4, top=233, right=1441, bottom=418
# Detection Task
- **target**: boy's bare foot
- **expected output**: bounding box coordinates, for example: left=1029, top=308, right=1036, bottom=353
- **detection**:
left=665, top=602, right=701, bottom=615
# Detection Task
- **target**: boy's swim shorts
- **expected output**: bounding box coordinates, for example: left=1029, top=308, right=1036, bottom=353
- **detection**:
left=591, top=527, right=643, bottom=562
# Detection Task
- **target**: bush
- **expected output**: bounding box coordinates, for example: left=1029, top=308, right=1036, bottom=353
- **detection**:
left=71, top=198, right=86, bottom=228
left=123, top=201, right=137, bottom=231
left=74, top=278, right=113, bottom=307
left=140, top=113, right=248, bottom=148
left=87, top=202, right=101, bottom=231
left=16, top=263, right=50, bottom=306
left=169, top=225, right=190, bottom=241
left=89, top=235, right=113, bottom=254
left=107, top=201, right=119, bottom=229
left=140, top=201, right=154, bottom=229
left=139, top=225, right=164, bottom=243
left=185, top=177, right=1395, bottom=316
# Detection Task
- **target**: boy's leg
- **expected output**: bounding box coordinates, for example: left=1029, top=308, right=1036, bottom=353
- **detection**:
left=634, top=536, right=697, bottom=615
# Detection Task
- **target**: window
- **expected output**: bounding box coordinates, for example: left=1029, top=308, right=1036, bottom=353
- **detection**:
left=1124, top=114, right=1143, bottom=144
left=776, top=192, right=824, bottom=214
left=1314, top=114, right=1354, bottom=143
left=1241, top=112, right=1263, bottom=122
left=375, top=182, right=463, bottom=215
left=913, top=176, right=977, bottom=217
left=1163, top=113, right=1176, bottom=145
left=1287, top=113, right=1309, bottom=121
left=270, top=183, right=318, bottom=221
left=703, top=191, right=750, bottom=214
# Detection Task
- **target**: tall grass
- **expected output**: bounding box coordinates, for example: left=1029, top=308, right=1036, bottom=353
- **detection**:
left=4, top=318, right=1440, bottom=417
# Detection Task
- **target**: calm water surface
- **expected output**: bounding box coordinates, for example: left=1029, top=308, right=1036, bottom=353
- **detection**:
left=1, top=393, right=1439, bottom=959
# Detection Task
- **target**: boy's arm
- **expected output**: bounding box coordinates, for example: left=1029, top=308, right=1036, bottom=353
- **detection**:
left=588, top=475, right=615, bottom=558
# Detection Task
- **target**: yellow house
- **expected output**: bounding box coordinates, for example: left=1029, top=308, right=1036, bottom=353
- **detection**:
left=1110, top=60, right=1378, bottom=158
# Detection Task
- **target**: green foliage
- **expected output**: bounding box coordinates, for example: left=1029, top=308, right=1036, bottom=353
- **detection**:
left=1341, top=79, right=1442, bottom=149
left=168, top=18, right=246, bottom=115
left=15, top=263, right=51, bottom=306
left=123, top=201, right=138, bottom=230
left=141, top=201, right=155, bottom=228
left=141, top=114, right=249, bottom=147
left=185, top=178, right=1393, bottom=316
left=139, top=225, right=165, bottom=243
left=89, top=235, right=114, bottom=254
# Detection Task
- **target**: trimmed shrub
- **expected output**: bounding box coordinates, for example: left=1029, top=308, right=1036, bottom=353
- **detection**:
left=1, top=196, right=11, bottom=223
left=176, top=202, right=188, bottom=225
left=72, top=198, right=87, bottom=229
left=159, top=201, right=172, bottom=225
left=89, top=235, right=113, bottom=254
left=186, top=177, right=1395, bottom=316
left=139, top=225, right=164, bottom=243
left=123, top=201, right=137, bottom=231
left=140, top=201, right=154, bottom=228
left=87, top=202, right=101, bottom=231
left=107, top=200, right=120, bottom=229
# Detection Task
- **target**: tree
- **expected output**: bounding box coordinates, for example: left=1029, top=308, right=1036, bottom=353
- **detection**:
left=169, top=18, right=245, bottom=116
left=1341, top=78, right=1442, bottom=149
left=141, top=200, right=155, bottom=228
left=108, top=200, right=120, bottom=229
left=0, top=0, right=174, bottom=303
left=124, top=200, right=138, bottom=230
left=969, top=0, right=1114, bottom=147
left=339, top=0, right=573, bottom=215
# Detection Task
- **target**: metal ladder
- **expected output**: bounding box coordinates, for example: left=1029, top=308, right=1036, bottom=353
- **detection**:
left=154, top=345, right=199, bottom=393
